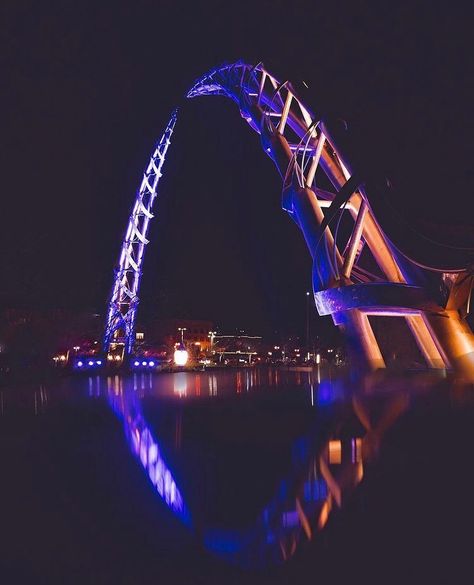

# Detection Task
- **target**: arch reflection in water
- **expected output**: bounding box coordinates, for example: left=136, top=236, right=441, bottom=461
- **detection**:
left=202, top=376, right=422, bottom=566
left=106, top=375, right=189, bottom=524
left=104, top=370, right=443, bottom=568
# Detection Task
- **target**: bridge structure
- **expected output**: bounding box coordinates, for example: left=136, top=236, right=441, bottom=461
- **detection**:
left=104, top=62, right=474, bottom=378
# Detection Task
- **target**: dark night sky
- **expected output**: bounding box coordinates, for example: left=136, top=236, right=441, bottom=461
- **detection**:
left=1, top=1, right=473, bottom=338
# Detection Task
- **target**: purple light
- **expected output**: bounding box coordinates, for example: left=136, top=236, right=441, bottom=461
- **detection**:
left=77, top=361, right=83, bottom=367
left=107, top=388, right=187, bottom=521
left=103, top=111, right=178, bottom=356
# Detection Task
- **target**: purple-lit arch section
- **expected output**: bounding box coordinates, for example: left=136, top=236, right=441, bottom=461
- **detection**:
left=104, top=111, right=178, bottom=355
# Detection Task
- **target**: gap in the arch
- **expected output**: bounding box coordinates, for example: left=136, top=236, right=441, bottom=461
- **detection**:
left=138, top=98, right=319, bottom=342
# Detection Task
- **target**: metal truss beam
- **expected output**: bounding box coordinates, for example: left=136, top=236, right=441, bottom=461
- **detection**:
left=104, top=111, right=177, bottom=355
left=186, top=62, right=474, bottom=377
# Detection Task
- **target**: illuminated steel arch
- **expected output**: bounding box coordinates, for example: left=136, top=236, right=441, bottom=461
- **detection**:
left=105, top=62, right=474, bottom=377
left=104, top=111, right=177, bottom=355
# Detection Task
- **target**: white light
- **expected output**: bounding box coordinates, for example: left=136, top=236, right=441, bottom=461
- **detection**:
left=88, top=361, right=94, bottom=366
left=77, top=361, right=83, bottom=367
left=134, top=361, right=140, bottom=366
left=149, top=361, right=155, bottom=367
left=316, top=353, right=321, bottom=364
left=96, top=360, right=102, bottom=365
left=142, top=361, right=147, bottom=366
left=174, top=349, right=189, bottom=366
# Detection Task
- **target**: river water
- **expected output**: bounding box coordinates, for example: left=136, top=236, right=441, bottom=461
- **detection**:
left=1, top=367, right=473, bottom=584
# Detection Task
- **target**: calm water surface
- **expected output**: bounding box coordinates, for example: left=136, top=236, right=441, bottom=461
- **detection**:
left=1, top=367, right=473, bottom=584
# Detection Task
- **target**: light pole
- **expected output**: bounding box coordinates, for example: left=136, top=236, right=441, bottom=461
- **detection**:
left=208, top=330, right=216, bottom=352
left=178, top=327, right=187, bottom=344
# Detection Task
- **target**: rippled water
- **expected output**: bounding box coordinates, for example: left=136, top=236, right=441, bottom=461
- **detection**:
left=1, top=367, right=473, bottom=584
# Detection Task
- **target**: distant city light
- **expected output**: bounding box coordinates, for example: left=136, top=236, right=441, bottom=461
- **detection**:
left=134, top=361, right=140, bottom=366
left=77, top=361, right=83, bottom=367
left=142, top=361, right=147, bottom=366
left=149, top=361, right=155, bottom=367
left=96, top=360, right=102, bottom=365
left=316, top=353, right=321, bottom=364
left=88, top=360, right=94, bottom=366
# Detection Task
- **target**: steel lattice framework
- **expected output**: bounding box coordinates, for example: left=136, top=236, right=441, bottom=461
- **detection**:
left=105, top=62, right=474, bottom=377
left=104, top=111, right=177, bottom=354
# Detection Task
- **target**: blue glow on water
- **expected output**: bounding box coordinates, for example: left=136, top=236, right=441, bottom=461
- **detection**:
left=317, top=380, right=341, bottom=405
left=204, top=530, right=243, bottom=554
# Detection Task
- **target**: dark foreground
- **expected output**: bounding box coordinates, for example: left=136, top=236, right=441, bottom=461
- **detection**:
left=1, top=368, right=473, bottom=584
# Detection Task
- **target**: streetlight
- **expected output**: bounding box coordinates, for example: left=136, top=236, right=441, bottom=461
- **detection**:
left=178, top=327, right=187, bottom=343
left=208, top=330, right=216, bottom=351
